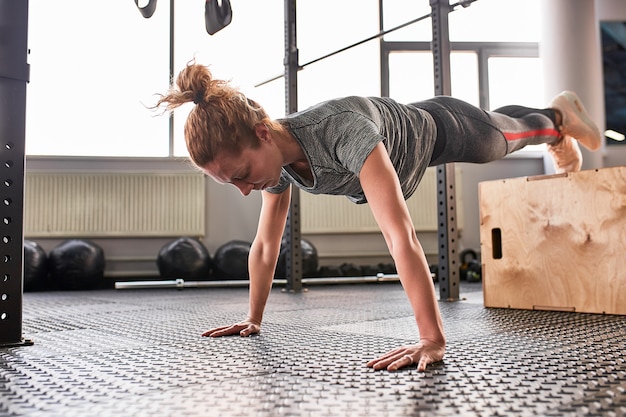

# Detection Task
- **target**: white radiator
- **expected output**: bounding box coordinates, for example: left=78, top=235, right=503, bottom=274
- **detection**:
left=301, top=166, right=463, bottom=234
left=24, top=172, right=206, bottom=238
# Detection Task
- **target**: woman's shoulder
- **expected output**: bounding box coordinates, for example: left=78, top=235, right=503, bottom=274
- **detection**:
left=324, top=96, right=400, bottom=110
left=283, top=96, right=392, bottom=125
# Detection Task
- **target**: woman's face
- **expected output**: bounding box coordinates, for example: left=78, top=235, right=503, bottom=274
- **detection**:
left=202, top=141, right=284, bottom=196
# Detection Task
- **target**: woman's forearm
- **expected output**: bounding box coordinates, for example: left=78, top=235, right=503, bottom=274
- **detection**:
left=246, top=241, right=279, bottom=324
left=247, top=189, right=292, bottom=324
left=392, top=238, right=446, bottom=347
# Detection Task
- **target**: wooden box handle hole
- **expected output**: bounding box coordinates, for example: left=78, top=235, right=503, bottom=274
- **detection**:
left=491, top=228, right=502, bottom=259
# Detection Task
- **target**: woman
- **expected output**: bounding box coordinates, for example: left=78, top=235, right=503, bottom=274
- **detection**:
left=156, top=60, right=600, bottom=372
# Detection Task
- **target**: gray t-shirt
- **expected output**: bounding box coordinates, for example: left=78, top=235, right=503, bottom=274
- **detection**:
left=266, top=96, right=437, bottom=204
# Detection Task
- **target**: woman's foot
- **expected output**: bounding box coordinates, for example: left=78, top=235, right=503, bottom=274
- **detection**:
left=550, top=91, right=602, bottom=151
left=547, top=136, right=582, bottom=173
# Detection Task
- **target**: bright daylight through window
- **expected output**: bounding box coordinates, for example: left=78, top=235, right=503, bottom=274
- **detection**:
left=25, top=0, right=541, bottom=157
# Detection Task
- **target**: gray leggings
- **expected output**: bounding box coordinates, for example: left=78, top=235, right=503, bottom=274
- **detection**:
left=413, top=96, right=560, bottom=166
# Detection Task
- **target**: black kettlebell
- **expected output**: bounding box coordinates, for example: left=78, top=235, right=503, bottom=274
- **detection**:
left=459, top=249, right=482, bottom=282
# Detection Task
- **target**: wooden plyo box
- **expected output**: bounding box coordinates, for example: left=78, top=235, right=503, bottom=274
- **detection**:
left=479, top=166, right=626, bottom=315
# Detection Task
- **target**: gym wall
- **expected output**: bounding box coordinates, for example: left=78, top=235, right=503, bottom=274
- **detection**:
left=24, top=154, right=549, bottom=280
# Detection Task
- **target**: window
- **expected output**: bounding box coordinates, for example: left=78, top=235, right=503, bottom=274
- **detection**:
left=488, top=57, right=544, bottom=110
left=388, top=52, right=479, bottom=105
left=26, top=0, right=170, bottom=157
left=26, top=1, right=286, bottom=157
left=25, top=0, right=542, bottom=157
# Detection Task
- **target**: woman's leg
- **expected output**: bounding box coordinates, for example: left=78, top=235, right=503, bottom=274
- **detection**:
left=418, top=93, right=601, bottom=173
left=413, top=96, right=560, bottom=167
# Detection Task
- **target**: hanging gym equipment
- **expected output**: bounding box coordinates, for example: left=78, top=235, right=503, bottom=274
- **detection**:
left=133, top=0, right=233, bottom=35
left=134, top=0, right=158, bottom=18
left=205, top=0, right=232, bottom=35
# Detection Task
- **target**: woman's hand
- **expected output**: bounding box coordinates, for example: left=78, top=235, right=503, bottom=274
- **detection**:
left=366, top=339, right=445, bottom=371
left=202, top=318, right=261, bottom=338
left=203, top=189, right=290, bottom=341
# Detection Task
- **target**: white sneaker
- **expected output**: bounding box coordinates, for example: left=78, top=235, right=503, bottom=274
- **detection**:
left=550, top=91, right=601, bottom=151
left=548, top=136, right=582, bottom=173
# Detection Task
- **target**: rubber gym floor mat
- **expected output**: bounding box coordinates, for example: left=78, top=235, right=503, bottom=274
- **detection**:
left=1, top=282, right=624, bottom=417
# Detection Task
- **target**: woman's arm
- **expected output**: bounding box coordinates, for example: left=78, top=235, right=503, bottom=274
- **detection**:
left=247, top=187, right=292, bottom=325
left=359, top=142, right=446, bottom=371
left=202, top=186, right=291, bottom=337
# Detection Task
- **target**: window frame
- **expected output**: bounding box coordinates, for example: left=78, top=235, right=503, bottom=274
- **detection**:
left=380, top=40, right=540, bottom=110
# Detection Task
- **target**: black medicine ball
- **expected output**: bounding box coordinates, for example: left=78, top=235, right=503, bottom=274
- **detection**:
left=23, top=240, right=48, bottom=292
left=48, top=239, right=105, bottom=290
left=212, top=240, right=251, bottom=280
left=157, top=237, right=212, bottom=280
